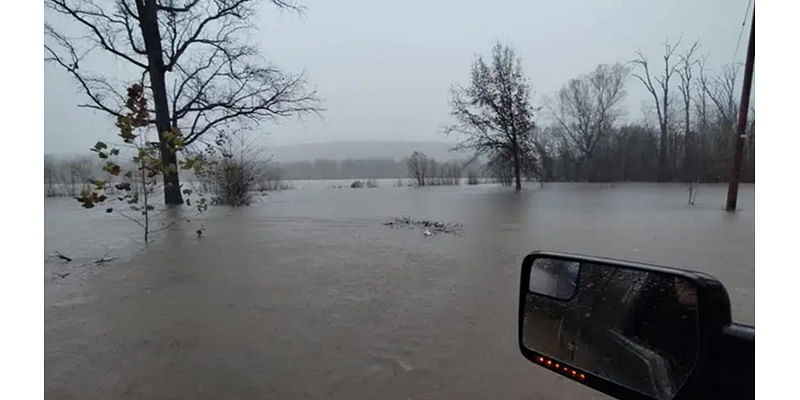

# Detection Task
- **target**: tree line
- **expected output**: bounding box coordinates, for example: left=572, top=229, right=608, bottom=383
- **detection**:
left=275, top=154, right=479, bottom=181
left=405, top=151, right=480, bottom=186
left=445, top=41, right=755, bottom=188
left=44, top=155, right=98, bottom=197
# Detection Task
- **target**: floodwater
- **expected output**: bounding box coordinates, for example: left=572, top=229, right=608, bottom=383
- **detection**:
left=44, top=182, right=754, bottom=400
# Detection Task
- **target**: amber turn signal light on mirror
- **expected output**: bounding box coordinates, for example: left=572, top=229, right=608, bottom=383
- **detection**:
left=534, top=356, right=586, bottom=381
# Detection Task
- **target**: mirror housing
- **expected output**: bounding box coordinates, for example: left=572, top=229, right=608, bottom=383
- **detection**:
left=518, top=251, right=733, bottom=400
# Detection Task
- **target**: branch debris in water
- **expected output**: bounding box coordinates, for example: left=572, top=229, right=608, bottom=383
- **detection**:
left=52, top=251, right=72, bottom=263
left=94, top=257, right=117, bottom=265
left=383, top=217, right=463, bottom=236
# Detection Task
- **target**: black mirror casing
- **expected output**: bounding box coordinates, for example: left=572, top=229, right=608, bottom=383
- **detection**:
left=518, top=251, right=733, bottom=400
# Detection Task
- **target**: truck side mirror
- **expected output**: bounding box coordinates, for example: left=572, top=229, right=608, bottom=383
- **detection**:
left=518, top=251, right=732, bottom=400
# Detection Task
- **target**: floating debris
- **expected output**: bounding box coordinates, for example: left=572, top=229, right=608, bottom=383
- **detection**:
left=94, top=257, right=117, bottom=265
left=383, top=217, right=463, bottom=236
left=52, top=251, right=72, bottom=263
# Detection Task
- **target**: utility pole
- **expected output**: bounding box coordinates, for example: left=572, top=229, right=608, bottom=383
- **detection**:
left=726, top=11, right=755, bottom=211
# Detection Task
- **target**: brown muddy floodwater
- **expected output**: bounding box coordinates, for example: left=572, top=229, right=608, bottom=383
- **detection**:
left=44, top=182, right=754, bottom=400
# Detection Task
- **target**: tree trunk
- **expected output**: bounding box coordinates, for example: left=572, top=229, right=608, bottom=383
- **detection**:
left=658, top=122, right=668, bottom=181
left=659, top=84, right=670, bottom=181
left=671, top=130, right=678, bottom=176
left=512, top=139, right=522, bottom=191
left=683, top=106, right=692, bottom=181
left=137, top=0, right=183, bottom=205
left=142, top=166, right=150, bottom=245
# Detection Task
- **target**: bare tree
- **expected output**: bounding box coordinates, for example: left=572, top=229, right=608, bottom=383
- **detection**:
left=704, top=64, right=740, bottom=130
left=633, top=39, right=681, bottom=181
left=694, top=57, right=710, bottom=135
left=68, top=157, right=95, bottom=196
left=425, top=160, right=461, bottom=186
left=677, top=41, right=701, bottom=180
left=551, top=63, right=628, bottom=181
left=445, top=42, right=536, bottom=191
left=44, top=0, right=321, bottom=205
left=406, top=151, right=428, bottom=187
left=443, top=162, right=462, bottom=186
left=696, top=63, right=740, bottom=180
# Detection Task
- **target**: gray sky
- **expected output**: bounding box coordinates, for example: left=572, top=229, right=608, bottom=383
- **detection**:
left=44, top=0, right=750, bottom=155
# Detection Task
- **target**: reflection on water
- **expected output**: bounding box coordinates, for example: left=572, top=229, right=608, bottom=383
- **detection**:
left=45, top=182, right=754, bottom=400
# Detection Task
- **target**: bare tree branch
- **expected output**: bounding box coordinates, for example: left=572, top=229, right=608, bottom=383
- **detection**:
left=47, top=0, right=149, bottom=69
left=45, top=26, right=126, bottom=118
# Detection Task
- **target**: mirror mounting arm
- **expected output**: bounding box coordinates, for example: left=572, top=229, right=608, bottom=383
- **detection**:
left=709, top=324, right=754, bottom=399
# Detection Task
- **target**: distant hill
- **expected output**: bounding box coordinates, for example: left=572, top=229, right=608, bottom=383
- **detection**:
left=267, top=141, right=470, bottom=162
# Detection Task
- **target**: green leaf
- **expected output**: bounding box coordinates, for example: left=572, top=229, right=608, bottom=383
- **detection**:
left=110, top=148, right=120, bottom=156
left=124, top=171, right=133, bottom=178
left=76, top=192, right=95, bottom=209
left=88, top=179, right=107, bottom=189
left=114, top=182, right=132, bottom=191
left=94, top=141, right=107, bottom=150
left=103, top=161, right=121, bottom=176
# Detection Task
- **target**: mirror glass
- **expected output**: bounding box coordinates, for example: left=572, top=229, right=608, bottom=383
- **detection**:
left=522, top=257, right=699, bottom=400
left=529, top=258, right=580, bottom=300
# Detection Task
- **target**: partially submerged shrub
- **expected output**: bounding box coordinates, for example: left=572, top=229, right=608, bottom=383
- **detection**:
left=201, top=133, right=287, bottom=205
left=207, top=158, right=255, bottom=206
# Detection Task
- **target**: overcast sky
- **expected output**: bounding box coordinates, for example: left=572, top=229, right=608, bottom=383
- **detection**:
left=44, top=0, right=751, bottom=155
